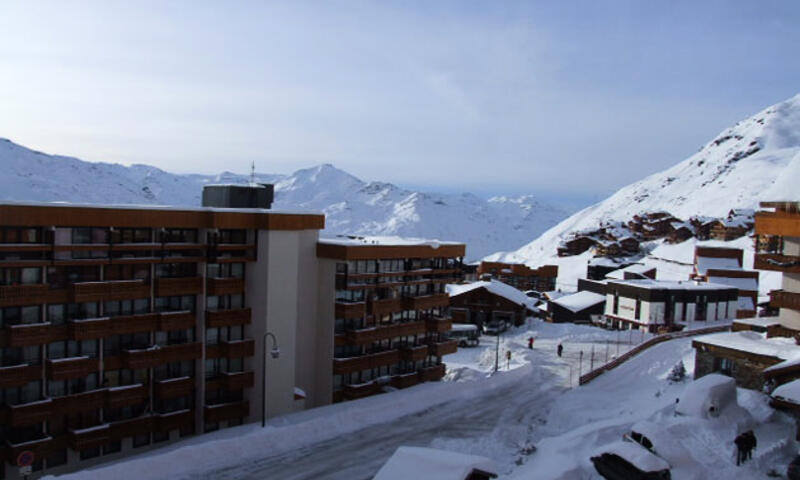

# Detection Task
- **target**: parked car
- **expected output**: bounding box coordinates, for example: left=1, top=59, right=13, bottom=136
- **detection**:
left=449, top=323, right=480, bottom=347
left=591, top=441, right=671, bottom=480
left=482, top=319, right=508, bottom=335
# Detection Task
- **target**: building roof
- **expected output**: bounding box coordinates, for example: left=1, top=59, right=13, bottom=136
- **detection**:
left=447, top=280, right=536, bottom=309
left=772, top=379, right=800, bottom=405
left=606, top=278, right=737, bottom=292
left=317, top=235, right=466, bottom=260
left=695, top=256, right=741, bottom=275
left=373, top=446, right=498, bottom=480
left=695, top=331, right=800, bottom=362
left=605, top=263, right=655, bottom=280
left=732, top=317, right=781, bottom=328
left=707, top=276, right=758, bottom=291
left=319, top=235, right=463, bottom=248
left=737, top=296, right=755, bottom=311
left=551, top=290, right=606, bottom=313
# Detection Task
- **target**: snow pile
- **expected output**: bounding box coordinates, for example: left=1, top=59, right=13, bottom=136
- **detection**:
left=675, top=373, right=738, bottom=418
left=0, top=139, right=566, bottom=261
left=373, top=446, right=498, bottom=480
left=592, top=440, right=671, bottom=472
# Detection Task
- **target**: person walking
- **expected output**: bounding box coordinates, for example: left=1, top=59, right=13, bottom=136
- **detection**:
left=557, top=343, right=563, bottom=357
left=528, top=337, right=534, bottom=349
left=734, top=433, right=747, bottom=466
left=745, top=430, right=756, bottom=461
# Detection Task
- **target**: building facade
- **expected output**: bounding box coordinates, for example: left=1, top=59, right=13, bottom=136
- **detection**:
left=0, top=203, right=331, bottom=479
left=476, top=262, right=557, bottom=292
left=447, top=280, right=532, bottom=329
left=316, top=238, right=464, bottom=403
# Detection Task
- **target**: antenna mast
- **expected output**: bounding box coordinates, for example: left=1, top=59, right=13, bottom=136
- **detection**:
left=250, top=161, right=256, bottom=185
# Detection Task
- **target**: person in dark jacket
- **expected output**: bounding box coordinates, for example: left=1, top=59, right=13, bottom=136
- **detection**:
left=734, top=433, right=747, bottom=466
left=745, top=430, right=757, bottom=460
left=557, top=343, right=563, bottom=357
left=528, top=337, right=534, bottom=349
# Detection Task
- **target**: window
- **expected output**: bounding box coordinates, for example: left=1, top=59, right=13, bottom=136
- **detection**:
left=156, top=263, right=196, bottom=278
left=634, top=297, right=641, bottom=320
left=110, top=228, right=152, bottom=244
left=715, top=357, right=734, bottom=376
left=613, top=291, right=619, bottom=315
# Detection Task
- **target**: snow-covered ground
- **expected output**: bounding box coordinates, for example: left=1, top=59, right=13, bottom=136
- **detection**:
left=48, top=319, right=795, bottom=480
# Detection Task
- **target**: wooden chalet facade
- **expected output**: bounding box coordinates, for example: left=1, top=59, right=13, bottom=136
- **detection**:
left=476, top=262, right=558, bottom=292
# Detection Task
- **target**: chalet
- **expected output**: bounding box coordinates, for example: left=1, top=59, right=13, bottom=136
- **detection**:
left=667, top=221, right=695, bottom=243
left=628, top=211, right=679, bottom=240
left=547, top=290, right=606, bottom=324
left=709, top=209, right=754, bottom=241
left=605, top=263, right=656, bottom=281
left=604, top=279, right=738, bottom=332
left=447, top=280, right=534, bottom=329
left=476, top=262, right=558, bottom=292
left=693, top=246, right=758, bottom=318
left=690, top=215, right=718, bottom=241
left=586, top=258, right=637, bottom=281
left=557, top=235, right=597, bottom=257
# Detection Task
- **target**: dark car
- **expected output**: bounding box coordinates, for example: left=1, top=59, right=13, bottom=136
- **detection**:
left=590, top=442, right=671, bottom=480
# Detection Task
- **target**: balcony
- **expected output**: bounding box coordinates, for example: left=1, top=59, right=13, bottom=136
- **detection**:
left=419, top=363, right=446, bottom=382
left=68, top=317, right=111, bottom=340
left=0, top=364, right=41, bottom=388
left=399, top=344, right=428, bottom=362
left=429, top=339, right=458, bottom=357
left=72, top=280, right=149, bottom=303
left=335, top=301, right=366, bottom=319
left=122, top=342, right=202, bottom=369
left=204, top=400, right=249, bottom=423
left=342, top=382, right=381, bottom=400
left=4, top=399, right=53, bottom=427
left=391, top=372, right=420, bottom=389
left=207, top=277, right=245, bottom=296
left=155, top=376, right=194, bottom=399
left=155, top=276, right=203, bottom=297
left=332, top=350, right=401, bottom=374
left=755, top=210, right=800, bottom=237
left=0, top=283, right=48, bottom=307
left=770, top=290, right=800, bottom=310
left=110, top=312, right=159, bottom=335
left=220, top=339, right=255, bottom=358
left=106, top=384, right=148, bottom=409
left=68, top=424, right=110, bottom=451
left=4, top=322, right=53, bottom=346
left=221, top=371, right=255, bottom=390
left=155, top=409, right=193, bottom=433
left=110, top=415, right=154, bottom=440
left=754, top=253, right=800, bottom=273
left=157, top=311, right=196, bottom=331
left=345, top=321, right=427, bottom=346
left=46, top=356, right=99, bottom=380
left=5, top=436, right=52, bottom=464
left=402, top=293, right=450, bottom=311
left=54, top=389, right=106, bottom=414
left=206, top=308, right=252, bottom=328
left=425, top=316, right=453, bottom=333
left=369, top=298, right=403, bottom=317
left=162, top=342, right=203, bottom=362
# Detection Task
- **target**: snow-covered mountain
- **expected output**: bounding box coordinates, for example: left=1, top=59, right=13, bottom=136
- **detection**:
left=0, top=138, right=566, bottom=261
left=488, top=93, right=800, bottom=267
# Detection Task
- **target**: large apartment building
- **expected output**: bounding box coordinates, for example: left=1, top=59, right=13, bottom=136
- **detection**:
left=476, top=262, right=558, bottom=292
left=0, top=201, right=332, bottom=479
left=317, top=237, right=464, bottom=403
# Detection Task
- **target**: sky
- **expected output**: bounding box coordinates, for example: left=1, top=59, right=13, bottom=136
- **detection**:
left=1, top=1, right=799, bottom=210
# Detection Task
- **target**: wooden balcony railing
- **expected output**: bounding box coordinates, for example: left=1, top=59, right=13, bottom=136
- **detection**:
left=109, top=415, right=154, bottom=440
left=72, top=280, right=149, bottom=303
left=345, top=321, right=426, bottom=345
left=342, top=382, right=381, bottom=400
left=5, top=436, right=52, bottom=464
left=770, top=290, right=800, bottom=310
left=335, top=301, right=366, bottom=319
left=154, top=377, right=194, bottom=400
left=0, top=364, right=41, bottom=388
left=369, top=298, right=403, bottom=316
left=68, top=317, right=111, bottom=340
left=4, top=399, right=53, bottom=427
left=110, top=312, right=159, bottom=335
left=46, top=356, right=99, bottom=380
left=754, top=253, right=800, bottom=273
left=332, top=350, right=401, bottom=375
left=419, top=363, right=446, bottom=382
left=204, top=401, right=249, bottom=423
left=425, top=316, right=453, bottom=333
left=399, top=344, right=429, bottom=362
left=4, top=323, right=54, bottom=347
left=0, top=283, right=48, bottom=307
left=157, top=311, right=196, bottom=331
left=207, top=277, right=245, bottom=296
left=206, top=308, right=252, bottom=328
left=390, top=372, right=420, bottom=389
left=205, top=371, right=255, bottom=391
left=106, top=384, right=148, bottom=409
left=68, top=424, right=111, bottom=451
left=429, top=339, right=458, bottom=357
left=155, top=409, right=194, bottom=433
left=122, top=342, right=202, bottom=369
left=154, top=276, right=203, bottom=297
left=220, top=339, right=255, bottom=358
left=54, top=389, right=106, bottom=414
left=402, top=293, right=450, bottom=311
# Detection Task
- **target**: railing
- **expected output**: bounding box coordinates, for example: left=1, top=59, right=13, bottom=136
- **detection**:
left=106, top=384, right=148, bottom=409
left=430, top=339, right=458, bottom=357
left=425, top=316, right=453, bottom=333
left=770, top=290, right=800, bottom=310
left=333, top=350, right=401, bottom=374
left=204, top=401, right=249, bottom=423
left=220, top=339, right=255, bottom=358
left=369, top=298, right=403, bottom=316
left=4, top=399, right=53, bottom=427
left=390, top=372, right=419, bottom=389
left=68, top=317, right=111, bottom=340
left=110, top=312, right=159, bottom=335
left=335, top=301, right=367, bottom=319
left=419, top=363, right=446, bottom=382
left=0, top=283, right=48, bottom=307
left=109, top=415, right=154, bottom=440
left=345, top=321, right=426, bottom=345
left=402, top=293, right=450, bottom=311
left=4, top=322, right=54, bottom=346
left=342, top=382, right=382, bottom=400
left=754, top=253, right=800, bottom=273
left=46, top=356, right=99, bottom=380
left=72, top=280, right=149, bottom=302
left=157, top=310, right=196, bottom=331
left=154, top=276, right=203, bottom=296
left=155, top=409, right=193, bottom=433
left=207, top=277, right=245, bottom=296
left=399, top=344, right=429, bottom=362
left=206, top=308, right=252, bottom=328
left=155, top=377, right=194, bottom=399
left=68, top=424, right=111, bottom=451
left=579, top=325, right=731, bottom=385
left=0, top=364, right=41, bottom=388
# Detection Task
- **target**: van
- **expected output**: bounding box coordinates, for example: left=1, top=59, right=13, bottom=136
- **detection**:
left=482, top=319, right=508, bottom=335
left=449, top=323, right=480, bottom=347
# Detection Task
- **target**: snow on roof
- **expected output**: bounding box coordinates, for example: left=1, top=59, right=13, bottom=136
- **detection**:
left=373, top=446, right=498, bottom=480
left=607, top=279, right=736, bottom=292
left=593, top=441, right=670, bottom=473
left=551, top=290, right=605, bottom=312
left=733, top=316, right=781, bottom=328
left=446, top=280, right=536, bottom=309
left=695, top=256, right=741, bottom=275
left=695, top=331, right=800, bottom=361
left=0, top=200, right=319, bottom=216
left=772, top=379, right=800, bottom=405
left=605, top=263, right=654, bottom=280
left=319, top=235, right=463, bottom=247
left=706, top=276, right=758, bottom=291
left=737, top=296, right=755, bottom=311
left=451, top=323, right=478, bottom=332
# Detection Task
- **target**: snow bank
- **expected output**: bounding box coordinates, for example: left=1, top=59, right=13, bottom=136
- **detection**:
left=772, top=379, right=800, bottom=405
left=593, top=440, right=671, bottom=472
left=373, top=446, right=498, bottom=480
left=675, top=374, right=737, bottom=418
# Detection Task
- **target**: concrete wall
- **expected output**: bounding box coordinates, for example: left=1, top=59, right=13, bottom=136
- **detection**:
left=694, top=349, right=770, bottom=390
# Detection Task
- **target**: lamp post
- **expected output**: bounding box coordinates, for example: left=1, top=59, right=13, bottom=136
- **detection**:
left=262, top=332, right=279, bottom=428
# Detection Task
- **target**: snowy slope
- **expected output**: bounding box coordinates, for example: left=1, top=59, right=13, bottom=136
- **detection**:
left=489, top=93, right=800, bottom=267
left=0, top=139, right=565, bottom=261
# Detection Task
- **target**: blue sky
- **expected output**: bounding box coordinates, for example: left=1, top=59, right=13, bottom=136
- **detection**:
left=1, top=1, right=798, bottom=209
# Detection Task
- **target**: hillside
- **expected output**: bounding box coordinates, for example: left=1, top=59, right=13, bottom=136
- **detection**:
left=487, top=93, right=800, bottom=272
left=0, top=138, right=565, bottom=261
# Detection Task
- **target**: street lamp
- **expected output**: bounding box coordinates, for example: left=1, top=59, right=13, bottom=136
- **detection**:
left=262, top=332, right=280, bottom=428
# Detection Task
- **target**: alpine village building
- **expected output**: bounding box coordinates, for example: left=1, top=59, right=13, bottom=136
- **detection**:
left=0, top=191, right=465, bottom=479
left=475, top=262, right=558, bottom=292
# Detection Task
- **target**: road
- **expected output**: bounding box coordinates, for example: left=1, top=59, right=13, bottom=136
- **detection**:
left=186, top=354, right=566, bottom=480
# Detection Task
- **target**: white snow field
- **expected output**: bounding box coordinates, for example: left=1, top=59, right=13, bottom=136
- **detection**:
left=47, top=319, right=795, bottom=480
